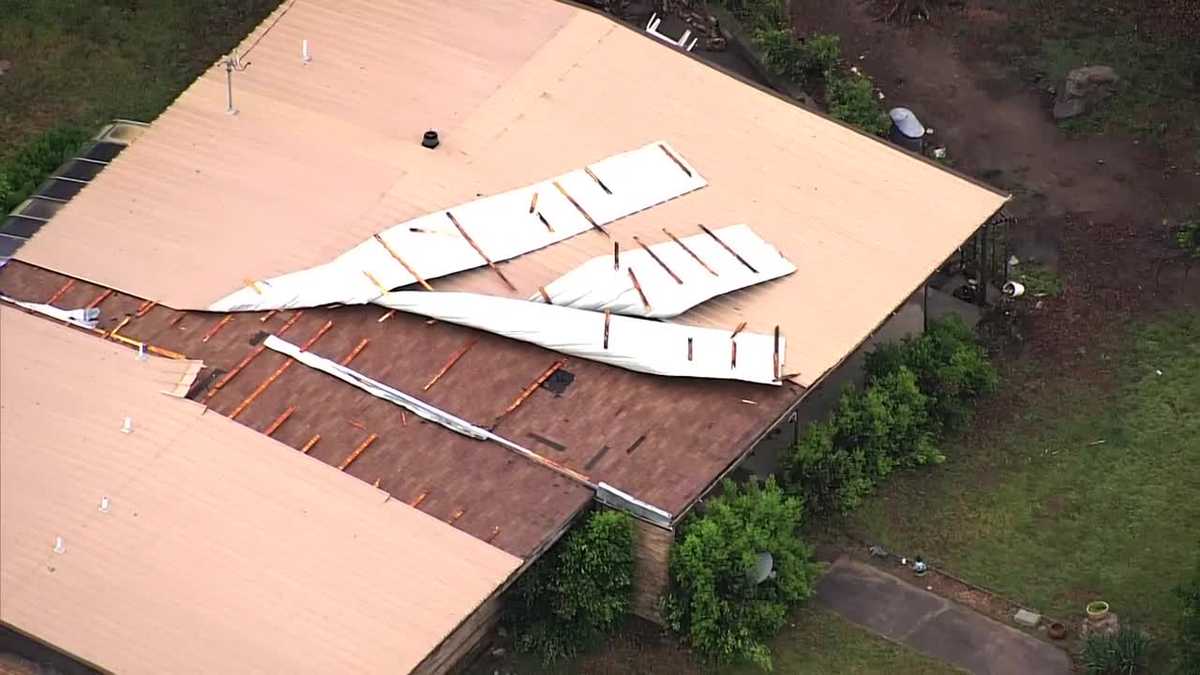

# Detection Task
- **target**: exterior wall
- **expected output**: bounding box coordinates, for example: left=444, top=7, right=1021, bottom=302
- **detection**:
left=630, top=518, right=674, bottom=623
left=417, top=591, right=505, bottom=675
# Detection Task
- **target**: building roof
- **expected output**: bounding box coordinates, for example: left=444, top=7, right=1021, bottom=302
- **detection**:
left=0, top=305, right=522, bottom=674
left=0, top=260, right=791, bottom=538
left=14, top=0, right=1007, bottom=388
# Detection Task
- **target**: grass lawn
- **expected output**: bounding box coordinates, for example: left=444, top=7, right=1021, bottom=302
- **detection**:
left=1004, top=0, right=1200, bottom=158
left=477, top=604, right=960, bottom=674
left=720, top=605, right=962, bottom=675
left=0, top=0, right=280, bottom=156
left=840, top=311, right=1200, bottom=657
left=0, top=0, right=279, bottom=170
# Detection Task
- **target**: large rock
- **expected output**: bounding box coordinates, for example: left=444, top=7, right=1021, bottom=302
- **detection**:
left=1053, top=65, right=1120, bottom=120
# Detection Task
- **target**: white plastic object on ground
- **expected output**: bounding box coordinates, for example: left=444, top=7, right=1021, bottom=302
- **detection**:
left=1002, top=280, right=1025, bottom=298
left=375, top=291, right=784, bottom=385
left=1, top=295, right=100, bottom=329
left=210, top=141, right=707, bottom=312
left=533, top=224, right=795, bottom=318
left=889, top=107, right=925, bottom=138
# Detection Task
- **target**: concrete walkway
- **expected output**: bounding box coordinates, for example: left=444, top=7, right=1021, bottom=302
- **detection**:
left=815, top=558, right=1072, bottom=675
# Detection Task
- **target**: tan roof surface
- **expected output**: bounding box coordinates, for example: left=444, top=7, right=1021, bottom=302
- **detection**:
left=16, top=0, right=1006, bottom=387
left=0, top=306, right=521, bottom=674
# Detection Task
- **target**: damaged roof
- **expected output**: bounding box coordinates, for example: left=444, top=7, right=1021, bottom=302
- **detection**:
left=13, top=0, right=1006, bottom=388
left=0, top=260, right=797, bottom=549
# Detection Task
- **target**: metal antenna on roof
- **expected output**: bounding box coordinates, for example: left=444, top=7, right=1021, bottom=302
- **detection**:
left=223, top=52, right=250, bottom=115
left=302, top=39, right=311, bottom=64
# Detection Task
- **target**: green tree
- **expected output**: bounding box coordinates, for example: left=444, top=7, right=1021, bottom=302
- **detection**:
left=664, top=478, right=819, bottom=670
left=506, top=509, right=635, bottom=663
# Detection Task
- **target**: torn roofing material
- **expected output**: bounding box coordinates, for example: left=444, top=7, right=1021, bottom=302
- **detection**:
left=209, top=141, right=707, bottom=313
left=14, top=0, right=1007, bottom=388
left=374, top=291, right=785, bottom=385
left=0, top=305, right=522, bottom=675
left=532, top=224, right=795, bottom=318
left=0, top=261, right=793, bottom=532
left=262, top=333, right=592, bottom=482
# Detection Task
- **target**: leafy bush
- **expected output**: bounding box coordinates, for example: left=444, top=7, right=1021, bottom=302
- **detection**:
left=1177, top=559, right=1200, bottom=674
left=1176, top=217, right=1200, bottom=258
left=783, top=366, right=941, bottom=513
left=800, top=34, right=842, bottom=76
left=664, top=478, right=819, bottom=671
left=784, top=316, right=994, bottom=513
left=753, top=28, right=807, bottom=81
left=753, top=29, right=841, bottom=83
left=826, top=72, right=890, bottom=135
left=714, top=0, right=788, bottom=32
left=785, top=419, right=874, bottom=514
left=0, top=126, right=91, bottom=214
left=1017, top=262, right=1066, bottom=297
left=1081, top=627, right=1150, bottom=674
left=506, top=509, right=635, bottom=663
left=865, top=315, right=998, bottom=434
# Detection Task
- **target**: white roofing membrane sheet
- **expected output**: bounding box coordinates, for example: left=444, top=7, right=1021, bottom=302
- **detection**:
left=210, top=142, right=706, bottom=312
left=374, top=291, right=784, bottom=385
left=532, top=224, right=795, bottom=318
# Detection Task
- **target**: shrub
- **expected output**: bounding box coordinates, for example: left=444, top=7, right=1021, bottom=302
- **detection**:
left=1017, top=262, right=1066, bottom=297
left=715, top=0, right=788, bottom=32
left=865, top=315, right=998, bottom=433
left=506, top=509, right=635, bottom=663
left=835, top=366, right=940, bottom=468
left=664, top=478, right=819, bottom=671
left=783, top=366, right=940, bottom=513
left=800, top=33, right=842, bottom=77
left=0, top=126, right=91, bottom=214
left=826, top=72, right=890, bottom=135
left=1176, top=217, right=1200, bottom=258
left=1081, top=627, right=1150, bottom=674
left=1177, top=559, right=1200, bottom=673
left=753, top=28, right=808, bottom=81
left=753, top=29, right=841, bottom=83
left=784, top=419, right=874, bottom=513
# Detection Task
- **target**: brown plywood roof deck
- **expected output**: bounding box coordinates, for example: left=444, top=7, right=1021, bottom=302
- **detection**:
left=0, top=261, right=800, bottom=554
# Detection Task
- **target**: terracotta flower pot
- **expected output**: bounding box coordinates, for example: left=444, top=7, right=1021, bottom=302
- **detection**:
left=1048, top=622, right=1067, bottom=640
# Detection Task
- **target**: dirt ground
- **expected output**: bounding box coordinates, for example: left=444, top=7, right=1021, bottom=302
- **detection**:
left=788, top=0, right=1198, bottom=375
